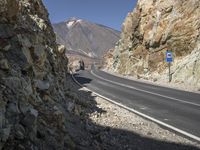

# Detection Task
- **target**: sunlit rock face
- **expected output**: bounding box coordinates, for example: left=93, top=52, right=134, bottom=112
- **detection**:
left=105, top=0, right=200, bottom=87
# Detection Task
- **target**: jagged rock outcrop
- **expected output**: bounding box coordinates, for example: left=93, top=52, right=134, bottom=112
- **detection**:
left=0, top=0, right=78, bottom=149
left=105, top=0, right=200, bottom=87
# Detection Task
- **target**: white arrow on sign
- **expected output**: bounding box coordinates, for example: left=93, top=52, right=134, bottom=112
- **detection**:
left=167, top=53, right=172, bottom=58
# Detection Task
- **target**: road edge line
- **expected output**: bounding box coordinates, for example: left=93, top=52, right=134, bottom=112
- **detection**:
left=71, top=71, right=200, bottom=143
left=91, top=70, right=200, bottom=107
left=100, top=69, right=200, bottom=95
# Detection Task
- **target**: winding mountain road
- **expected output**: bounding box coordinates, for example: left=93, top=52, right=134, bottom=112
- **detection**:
left=73, top=66, right=200, bottom=142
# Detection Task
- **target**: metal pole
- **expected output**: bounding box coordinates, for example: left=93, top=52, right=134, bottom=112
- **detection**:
left=169, top=62, right=171, bottom=82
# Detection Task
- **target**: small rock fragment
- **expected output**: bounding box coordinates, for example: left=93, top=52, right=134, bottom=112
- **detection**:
left=0, top=59, right=9, bottom=70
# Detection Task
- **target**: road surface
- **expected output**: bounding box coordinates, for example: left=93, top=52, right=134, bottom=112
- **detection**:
left=73, top=66, right=200, bottom=142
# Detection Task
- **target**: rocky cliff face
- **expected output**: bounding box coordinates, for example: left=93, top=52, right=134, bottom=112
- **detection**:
left=0, top=0, right=76, bottom=149
left=105, top=0, right=200, bottom=87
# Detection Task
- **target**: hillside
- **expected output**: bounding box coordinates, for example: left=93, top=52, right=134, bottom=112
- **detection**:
left=53, top=18, right=120, bottom=58
left=104, top=0, right=200, bottom=88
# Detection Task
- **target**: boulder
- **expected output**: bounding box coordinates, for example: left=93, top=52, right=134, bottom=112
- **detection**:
left=14, top=124, right=25, bottom=140
left=0, top=127, right=11, bottom=142
left=67, top=102, right=75, bottom=113
left=58, top=44, right=66, bottom=54
left=2, top=77, right=22, bottom=92
left=6, top=102, right=20, bottom=117
left=0, top=59, right=9, bottom=70
left=0, top=38, right=11, bottom=51
left=34, top=80, right=50, bottom=91
left=21, top=108, right=38, bottom=129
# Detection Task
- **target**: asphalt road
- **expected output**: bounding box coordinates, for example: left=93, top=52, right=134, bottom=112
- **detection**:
left=73, top=66, right=200, bottom=142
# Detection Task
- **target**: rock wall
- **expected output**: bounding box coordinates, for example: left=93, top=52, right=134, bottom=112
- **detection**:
left=0, top=0, right=76, bottom=149
left=105, top=0, right=200, bottom=87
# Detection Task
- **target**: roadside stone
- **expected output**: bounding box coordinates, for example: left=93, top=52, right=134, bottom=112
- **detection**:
left=198, top=87, right=200, bottom=91
left=53, top=106, right=59, bottom=111
left=64, top=135, right=76, bottom=149
left=31, top=45, right=46, bottom=66
left=58, top=44, right=66, bottom=54
left=2, top=77, right=22, bottom=92
left=147, top=131, right=152, bottom=136
left=53, top=109, right=64, bottom=128
left=3, top=45, right=11, bottom=51
left=0, top=114, right=4, bottom=129
left=17, top=144, right=25, bottom=150
left=67, top=102, right=75, bottom=113
left=18, top=98, right=33, bottom=115
left=153, top=78, right=158, bottom=82
left=6, top=101, right=20, bottom=117
left=14, top=124, right=26, bottom=140
left=17, top=34, right=32, bottom=48
left=23, top=81, right=33, bottom=96
left=34, top=80, right=50, bottom=91
left=0, top=127, right=11, bottom=142
left=0, top=24, right=14, bottom=38
left=21, top=108, right=38, bottom=129
left=0, top=38, right=11, bottom=51
left=74, top=104, right=82, bottom=116
left=0, top=59, right=9, bottom=70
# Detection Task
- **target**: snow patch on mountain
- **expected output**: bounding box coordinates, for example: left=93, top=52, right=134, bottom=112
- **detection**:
left=66, top=21, right=75, bottom=28
left=77, top=19, right=82, bottom=23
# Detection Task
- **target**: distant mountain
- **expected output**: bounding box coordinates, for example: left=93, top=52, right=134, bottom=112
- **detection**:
left=53, top=17, right=120, bottom=58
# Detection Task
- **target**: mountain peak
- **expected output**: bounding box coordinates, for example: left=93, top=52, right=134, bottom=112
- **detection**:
left=69, top=17, right=79, bottom=20
left=53, top=19, right=120, bottom=58
left=64, top=17, right=83, bottom=28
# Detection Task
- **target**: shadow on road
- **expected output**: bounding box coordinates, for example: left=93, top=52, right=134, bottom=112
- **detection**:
left=73, top=73, right=92, bottom=85
left=67, top=73, right=200, bottom=150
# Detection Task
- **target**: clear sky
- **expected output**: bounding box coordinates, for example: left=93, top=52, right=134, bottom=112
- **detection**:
left=43, top=0, right=137, bottom=31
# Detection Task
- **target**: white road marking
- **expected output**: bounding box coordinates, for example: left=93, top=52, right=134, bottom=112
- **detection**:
left=140, top=107, right=147, bottom=110
left=71, top=72, right=200, bottom=143
left=91, top=70, right=200, bottom=107
left=101, top=69, right=200, bottom=95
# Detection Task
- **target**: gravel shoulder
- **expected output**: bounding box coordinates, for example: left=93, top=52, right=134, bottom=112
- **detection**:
left=69, top=74, right=200, bottom=149
left=89, top=94, right=200, bottom=147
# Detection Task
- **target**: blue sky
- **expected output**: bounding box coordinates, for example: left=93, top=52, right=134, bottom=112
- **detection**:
left=43, top=0, right=137, bottom=31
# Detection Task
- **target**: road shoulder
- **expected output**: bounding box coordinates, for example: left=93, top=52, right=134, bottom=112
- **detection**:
left=71, top=72, right=200, bottom=148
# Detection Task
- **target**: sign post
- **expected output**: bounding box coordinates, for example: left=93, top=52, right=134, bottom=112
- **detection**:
left=166, top=50, right=173, bottom=82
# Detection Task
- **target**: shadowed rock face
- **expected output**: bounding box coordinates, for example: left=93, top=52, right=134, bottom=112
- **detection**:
left=53, top=18, right=120, bottom=58
left=105, top=0, right=200, bottom=87
left=0, top=0, right=71, bottom=149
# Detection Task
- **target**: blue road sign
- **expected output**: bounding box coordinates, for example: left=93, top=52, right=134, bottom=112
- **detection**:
left=166, top=51, right=173, bottom=62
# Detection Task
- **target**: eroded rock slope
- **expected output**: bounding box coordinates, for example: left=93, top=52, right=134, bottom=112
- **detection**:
left=0, top=0, right=80, bottom=149
left=105, top=0, right=200, bottom=87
